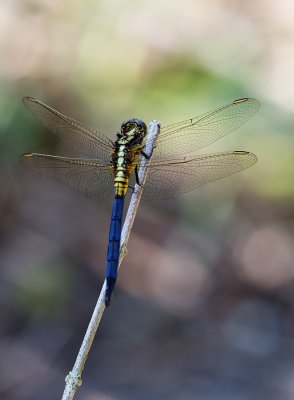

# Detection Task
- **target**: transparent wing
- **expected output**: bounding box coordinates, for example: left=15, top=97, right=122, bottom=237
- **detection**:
left=153, top=98, right=259, bottom=160
left=20, top=153, right=114, bottom=201
left=139, top=151, right=257, bottom=200
left=23, top=97, right=114, bottom=160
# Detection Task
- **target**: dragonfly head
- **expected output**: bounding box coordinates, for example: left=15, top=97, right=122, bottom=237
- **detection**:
left=120, top=119, right=147, bottom=142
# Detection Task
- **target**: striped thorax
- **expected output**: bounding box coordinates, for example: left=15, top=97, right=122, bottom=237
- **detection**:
left=112, top=119, right=147, bottom=197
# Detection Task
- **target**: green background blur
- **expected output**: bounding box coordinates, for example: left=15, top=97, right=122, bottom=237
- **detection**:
left=1, top=1, right=294, bottom=399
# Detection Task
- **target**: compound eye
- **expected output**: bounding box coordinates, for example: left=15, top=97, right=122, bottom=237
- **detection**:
left=121, top=121, right=132, bottom=134
left=121, top=119, right=147, bottom=136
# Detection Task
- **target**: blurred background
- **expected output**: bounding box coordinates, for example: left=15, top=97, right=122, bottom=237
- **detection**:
left=1, top=0, right=294, bottom=399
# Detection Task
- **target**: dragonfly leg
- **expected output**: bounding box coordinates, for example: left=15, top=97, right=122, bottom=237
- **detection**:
left=140, top=149, right=153, bottom=159
left=135, top=166, right=140, bottom=185
left=127, top=165, right=145, bottom=192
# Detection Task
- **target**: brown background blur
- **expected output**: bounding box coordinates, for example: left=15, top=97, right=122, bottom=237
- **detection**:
left=1, top=1, right=294, bottom=399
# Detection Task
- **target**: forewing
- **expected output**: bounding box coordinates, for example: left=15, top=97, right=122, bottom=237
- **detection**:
left=153, top=98, right=259, bottom=159
left=140, top=151, right=257, bottom=200
left=23, top=97, right=113, bottom=160
left=21, top=153, right=114, bottom=201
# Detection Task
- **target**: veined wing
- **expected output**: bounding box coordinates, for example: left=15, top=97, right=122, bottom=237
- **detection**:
left=20, top=153, right=114, bottom=201
left=152, top=98, right=259, bottom=160
left=23, top=97, right=114, bottom=160
left=138, top=151, right=257, bottom=200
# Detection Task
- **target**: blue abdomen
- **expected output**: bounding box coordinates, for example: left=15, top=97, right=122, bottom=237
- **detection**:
left=105, top=195, right=125, bottom=306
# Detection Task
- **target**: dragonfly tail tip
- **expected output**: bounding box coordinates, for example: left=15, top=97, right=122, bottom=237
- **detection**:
left=105, top=277, right=116, bottom=307
left=105, top=294, right=111, bottom=307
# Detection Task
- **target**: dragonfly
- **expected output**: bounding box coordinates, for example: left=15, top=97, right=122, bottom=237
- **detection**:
left=21, top=96, right=259, bottom=306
